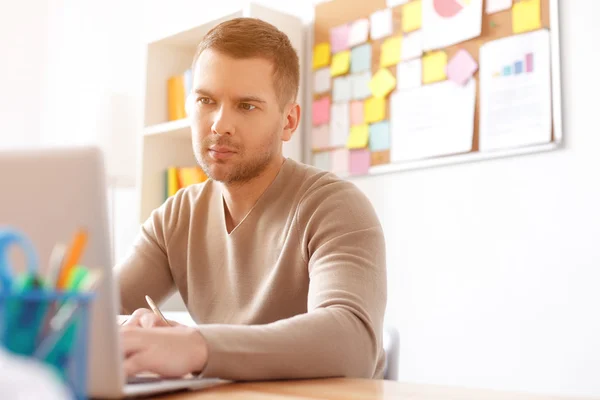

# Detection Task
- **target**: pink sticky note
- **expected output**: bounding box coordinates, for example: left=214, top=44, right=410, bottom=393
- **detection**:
left=312, top=97, right=331, bottom=126
left=350, top=101, right=364, bottom=125
left=446, top=49, right=479, bottom=85
left=330, top=24, right=351, bottom=54
left=349, top=149, right=371, bottom=175
left=331, top=148, right=349, bottom=174
left=312, top=125, right=330, bottom=150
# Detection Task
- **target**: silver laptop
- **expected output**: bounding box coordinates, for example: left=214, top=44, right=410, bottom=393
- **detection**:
left=0, top=146, right=224, bottom=398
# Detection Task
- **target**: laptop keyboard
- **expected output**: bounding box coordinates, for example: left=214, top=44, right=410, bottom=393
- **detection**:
left=127, top=376, right=163, bottom=384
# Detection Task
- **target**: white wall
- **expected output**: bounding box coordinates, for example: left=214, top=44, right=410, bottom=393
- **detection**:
left=42, top=0, right=144, bottom=186
left=142, top=0, right=314, bottom=42
left=0, top=1, right=50, bottom=148
left=347, top=1, right=600, bottom=397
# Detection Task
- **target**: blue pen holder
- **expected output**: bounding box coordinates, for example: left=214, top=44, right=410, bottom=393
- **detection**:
left=0, top=291, right=94, bottom=400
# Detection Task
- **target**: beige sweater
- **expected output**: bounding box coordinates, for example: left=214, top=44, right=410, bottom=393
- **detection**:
left=116, top=159, right=387, bottom=381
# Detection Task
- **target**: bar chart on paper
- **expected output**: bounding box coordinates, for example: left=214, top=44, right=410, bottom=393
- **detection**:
left=494, top=53, right=534, bottom=77
left=479, top=30, right=552, bottom=152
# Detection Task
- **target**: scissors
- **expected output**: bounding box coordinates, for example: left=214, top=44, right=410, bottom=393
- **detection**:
left=0, top=226, right=46, bottom=356
left=0, top=226, right=41, bottom=292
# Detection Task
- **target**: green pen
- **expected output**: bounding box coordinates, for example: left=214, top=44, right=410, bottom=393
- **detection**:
left=65, top=266, right=89, bottom=292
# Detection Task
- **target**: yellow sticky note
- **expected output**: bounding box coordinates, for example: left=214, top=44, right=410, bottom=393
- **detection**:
left=403, top=0, right=422, bottom=33
left=422, top=51, right=447, bottom=84
left=313, top=43, right=331, bottom=70
left=380, top=36, right=402, bottom=68
left=512, top=0, right=541, bottom=34
left=369, top=68, right=397, bottom=98
left=364, top=97, right=386, bottom=124
left=331, top=51, right=351, bottom=77
left=347, top=124, right=369, bottom=149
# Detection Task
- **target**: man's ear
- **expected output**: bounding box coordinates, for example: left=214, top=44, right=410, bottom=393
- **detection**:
left=282, top=103, right=301, bottom=142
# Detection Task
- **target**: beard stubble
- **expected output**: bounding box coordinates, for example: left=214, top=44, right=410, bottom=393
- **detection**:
left=195, top=129, right=279, bottom=184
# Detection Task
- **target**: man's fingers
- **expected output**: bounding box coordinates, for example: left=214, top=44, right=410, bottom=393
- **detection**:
left=124, top=350, right=150, bottom=377
left=140, top=313, right=164, bottom=328
left=120, top=327, right=205, bottom=380
left=121, top=328, right=147, bottom=356
left=122, top=308, right=153, bottom=327
left=121, top=308, right=168, bottom=328
left=121, top=316, right=138, bottom=327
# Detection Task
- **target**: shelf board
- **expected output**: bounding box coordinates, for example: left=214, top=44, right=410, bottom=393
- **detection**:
left=143, top=119, right=191, bottom=139
left=356, top=142, right=562, bottom=178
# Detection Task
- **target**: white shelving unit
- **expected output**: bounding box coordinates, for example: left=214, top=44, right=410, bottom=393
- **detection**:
left=138, top=2, right=306, bottom=225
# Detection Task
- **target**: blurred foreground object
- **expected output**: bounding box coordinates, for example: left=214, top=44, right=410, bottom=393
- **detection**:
left=0, top=347, right=72, bottom=399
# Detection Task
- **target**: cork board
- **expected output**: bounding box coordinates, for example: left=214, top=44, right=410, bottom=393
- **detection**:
left=310, top=0, right=558, bottom=175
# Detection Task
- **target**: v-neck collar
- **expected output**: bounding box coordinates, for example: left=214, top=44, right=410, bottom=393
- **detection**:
left=219, top=158, right=295, bottom=236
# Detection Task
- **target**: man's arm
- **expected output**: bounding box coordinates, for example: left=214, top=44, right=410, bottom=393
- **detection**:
left=115, top=194, right=178, bottom=314
left=195, top=180, right=386, bottom=380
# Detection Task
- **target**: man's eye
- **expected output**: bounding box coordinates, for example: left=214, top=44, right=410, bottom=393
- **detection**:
left=240, top=103, right=256, bottom=111
left=198, top=97, right=212, bottom=104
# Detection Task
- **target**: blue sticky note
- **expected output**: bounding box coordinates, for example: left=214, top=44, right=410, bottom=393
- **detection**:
left=369, top=121, right=390, bottom=151
left=351, top=43, right=371, bottom=74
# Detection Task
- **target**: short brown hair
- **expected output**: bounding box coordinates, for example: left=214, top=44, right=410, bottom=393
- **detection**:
left=192, top=18, right=300, bottom=109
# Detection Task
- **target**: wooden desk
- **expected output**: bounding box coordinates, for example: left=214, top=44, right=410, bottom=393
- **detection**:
left=149, top=378, right=584, bottom=400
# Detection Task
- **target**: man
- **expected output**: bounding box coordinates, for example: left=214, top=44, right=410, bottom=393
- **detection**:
left=117, top=17, right=387, bottom=381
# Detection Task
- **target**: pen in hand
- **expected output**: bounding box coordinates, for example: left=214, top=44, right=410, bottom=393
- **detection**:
left=118, top=296, right=172, bottom=327
left=145, top=295, right=171, bottom=327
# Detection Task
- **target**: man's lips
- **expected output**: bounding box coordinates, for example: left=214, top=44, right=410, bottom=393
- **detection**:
left=207, top=146, right=237, bottom=160
left=209, top=146, right=236, bottom=153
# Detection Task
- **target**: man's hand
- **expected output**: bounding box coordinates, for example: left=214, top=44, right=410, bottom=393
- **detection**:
left=121, top=326, right=208, bottom=378
left=121, top=308, right=184, bottom=328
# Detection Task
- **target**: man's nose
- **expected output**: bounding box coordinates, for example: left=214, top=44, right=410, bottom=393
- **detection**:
left=211, top=106, right=235, bottom=136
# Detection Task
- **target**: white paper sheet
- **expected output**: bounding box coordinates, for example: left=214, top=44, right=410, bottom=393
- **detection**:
left=387, top=0, right=409, bottom=6
left=314, top=67, right=331, bottom=94
left=390, top=79, right=475, bottom=161
left=348, top=18, right=370, bottom=47
left=486, top=0, right=512, bottom=14
left=479, top=29, right=552, bottom=151
left=401, top=30, right=423, bottom=61
left=397, top=59, right=422, bottom=90
left=350, top=71, right=372, bottom=100
left=370, top=9, right=393, bottom=40
left=329, top=102, right=350, bottom=147
left=333, top=76, right=352, bottom=102
left=422, top=0, right=483, bottom=51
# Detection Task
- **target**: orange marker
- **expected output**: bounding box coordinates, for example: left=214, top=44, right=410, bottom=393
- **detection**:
left=56, top=229, right=88, bottom=289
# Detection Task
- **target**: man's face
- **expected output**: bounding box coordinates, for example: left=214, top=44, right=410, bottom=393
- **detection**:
left=189, top=49, right=291, bottom=184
